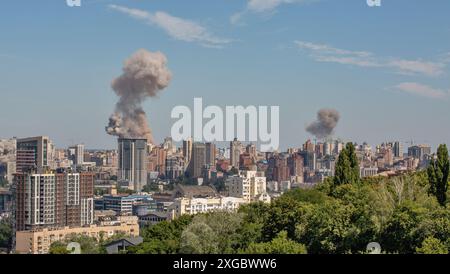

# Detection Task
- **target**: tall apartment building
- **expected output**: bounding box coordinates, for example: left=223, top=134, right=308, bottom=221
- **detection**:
left=182, top=138, right=193, bottom=165
left=287, top=153, right=304, bottom=177
left=393, top=141, right=403, bottom=159
left=187, top=143, right=206, bottom=178
left=230, top=138, right=242, bottom=169
left=205, top=142, right=216, bottom=167
left=74, top=144, right=85, bottom=166
left=14, top=171, right=94, bottom=231
left=303, top=140, right=315, bottom=153
left=299, top=150, right=316, bottom=172
left=118, top=138, right=147, bottom=192
left=269, top=155, right=290, bottom=183
left=16, top=136, right=54, bottom=173
left=147, top=146, right=167, bottom=176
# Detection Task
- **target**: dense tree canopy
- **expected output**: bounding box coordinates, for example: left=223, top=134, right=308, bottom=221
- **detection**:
left=128, top=168, right=450, bottom=254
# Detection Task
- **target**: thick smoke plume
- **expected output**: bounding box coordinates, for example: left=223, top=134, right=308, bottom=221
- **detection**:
left=306, top=109, right=340, bottom=139
left=106, top=49, right=172, bottom=143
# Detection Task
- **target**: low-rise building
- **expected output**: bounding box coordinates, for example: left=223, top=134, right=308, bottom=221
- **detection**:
left=15, top=216, right=139, bottom=254
left=169, top=196, right=247, bottom=218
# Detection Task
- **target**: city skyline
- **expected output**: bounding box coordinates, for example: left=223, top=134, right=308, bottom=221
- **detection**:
left=1, top=0, right=450, bottom=151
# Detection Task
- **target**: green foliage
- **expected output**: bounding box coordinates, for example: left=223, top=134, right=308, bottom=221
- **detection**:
left=416, top=236, right=448, bottom=254
left=67, top=234, right=101, bottom=254
left=180, top=212, right=244, bottom=254
left=282, top=188, right=329, bottom=205
left=49, top=232, right=131, bottom=254
left=142, top=183, right=161, bottom=192
left=128, top=164, right=450, bottom=254
left=48, top=241, right=70, bottom=254
left=117, top=188, right=134, bottom=195
left=427, top=144, right=450, bottom=206
left=379, top=201, right=427, bottom=254
left=0, top=218, right=12, bottom=250
left=295, top=199, right=376, bottom=254
left=333, top=142, right=360, bottom=186
left=262, top=196, right=306, bottom=241
left=129, top=215, right=193, bottom=254
left=0, top=177, right=8, bottom=187
left=244, top=231, right=307, bottom=254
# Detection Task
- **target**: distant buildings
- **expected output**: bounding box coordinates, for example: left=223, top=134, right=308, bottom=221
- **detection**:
left=118, top=138, right=147, bottom=191
left=230, top=138, right=242, bottom=169
left=408, top=144, right=432, bottom=162
left=98, top=194, right=154, bottom=216
left=165, top=155, right=185, bottom=180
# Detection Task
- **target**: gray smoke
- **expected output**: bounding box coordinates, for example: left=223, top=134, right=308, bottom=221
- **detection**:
left=106, top=49, right=172, bottom=144
left=306, top=109, right=340, bottom=139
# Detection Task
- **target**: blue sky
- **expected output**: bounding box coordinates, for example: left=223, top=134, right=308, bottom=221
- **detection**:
left=1, top=0, right=450, bottom=151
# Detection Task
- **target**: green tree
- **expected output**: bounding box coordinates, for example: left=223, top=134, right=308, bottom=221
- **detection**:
left=180, top=220, right=219, bottom=254
left=0, top=218, right=13, bottom=251
left=142, top=183, right=160, bottom=193
left=379, top=201, right=427, bottom=254
left=180, top=212, right=244, bottom=254
left=416, top=236, right=448, bottom=254
left=333, top=143, right=360, bottom=186
left=244, top=231, right=307, bottom=254
left=48, top=241, right=70, bottom=254
left=427, top=144, right=449, bottom=206
left=0, top=177, right=8, bottom=187
left=130, top=215, right=193, bottom=254
left=262, top=196, right=305, bottom=241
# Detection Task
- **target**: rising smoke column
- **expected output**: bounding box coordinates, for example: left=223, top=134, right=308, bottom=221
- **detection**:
left=306, top=109, right=340, bottom=139
left=106, top=49, right=172, bottom=144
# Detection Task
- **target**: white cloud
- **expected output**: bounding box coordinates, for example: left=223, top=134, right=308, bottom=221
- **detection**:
left=109, top=5, right=231, bottom=48
left=231, top=0, right=315, bottom=25
left=295, top=40, right=446, bottom=77
left=247, top=0, right=294, bottom=13
left=394, top=82, right=449, bottom=99
left=388, top=60, right=444, bottom=77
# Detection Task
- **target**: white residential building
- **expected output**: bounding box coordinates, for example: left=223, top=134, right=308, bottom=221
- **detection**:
left=169, top=196, right=247, bottom=218
left=226, top=170, right=268, bottom=202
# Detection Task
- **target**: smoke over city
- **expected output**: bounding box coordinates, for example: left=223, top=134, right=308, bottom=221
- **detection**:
left=306, top=109, right=340, bottom=139
left=106, top=49, right=172, bottom=144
